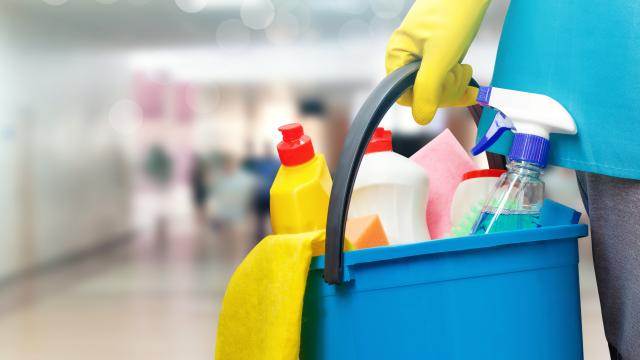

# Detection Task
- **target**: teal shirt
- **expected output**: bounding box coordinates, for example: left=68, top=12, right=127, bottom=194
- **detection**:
left=478, top=0, right=640, bottom=179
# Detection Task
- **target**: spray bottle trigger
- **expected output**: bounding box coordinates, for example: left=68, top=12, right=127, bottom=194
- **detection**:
left=471, top=111, right=513, bottom=156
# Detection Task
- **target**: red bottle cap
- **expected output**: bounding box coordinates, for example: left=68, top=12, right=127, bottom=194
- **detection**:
left=365, top=127, right=393, bottom=154
left=277, top=123, right=315, bottom=166
left=462, top=169, right=507, bottom=181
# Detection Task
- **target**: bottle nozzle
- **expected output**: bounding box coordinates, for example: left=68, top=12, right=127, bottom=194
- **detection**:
left=471, top=111, right=513, bottom=156
left=277, top=123, right=315, bottom=166
left=365, top=127, right=393, bottom=154
left=472, top=86, right=577, bottom=168
left=278, top=123, right=305, bottom=141
left=476, top=86, right=492, bottom=106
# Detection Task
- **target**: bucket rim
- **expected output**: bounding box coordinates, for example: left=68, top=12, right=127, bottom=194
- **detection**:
left=310, top=224, right=587, bottom=271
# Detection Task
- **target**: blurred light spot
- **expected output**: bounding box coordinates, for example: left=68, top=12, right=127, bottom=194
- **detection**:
left=108, top=99, right=143, bottom=134
left=300, top=29, right=320, bottom=42
left=338, top=19, right=369, bottom=50
left=129, top=0, right=152, bottom=5
left=317, top=0, right=368, bottom=15
left=265, top=10, right=299, bottom=45
left=274, top=0, right=298, bottom=12
left=216, top=19, right=251, bottom=49
left=42, top=0, right=68, bottom=5
left=368, top=16, right=398, bottom=38
left=291, top=5, right=311, bottom=32
left=240, top=0, right=276, bottom=30
left=370, top=0, right=404, bottom=19
left=175, top=0, right=209, bottom=13
left=96, top=0, right=119, bottom=4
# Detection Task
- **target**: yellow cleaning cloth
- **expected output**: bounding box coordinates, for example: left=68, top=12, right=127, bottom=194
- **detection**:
left=215, top=230, right=325, bottom=360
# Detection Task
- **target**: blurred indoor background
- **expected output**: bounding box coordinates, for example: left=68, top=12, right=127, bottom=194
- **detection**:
left=0, top=0, right=607, bottom=359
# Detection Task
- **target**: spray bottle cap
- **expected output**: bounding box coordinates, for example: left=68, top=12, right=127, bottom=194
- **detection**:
left=471, top=86, right=577, bottom=168
left=277, top=123, right=315, bottom=166
left=365, top=127, right=393, bottom=154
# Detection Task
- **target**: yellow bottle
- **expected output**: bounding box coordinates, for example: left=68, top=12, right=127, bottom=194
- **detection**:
left=270, top=123, right=332, bottom=235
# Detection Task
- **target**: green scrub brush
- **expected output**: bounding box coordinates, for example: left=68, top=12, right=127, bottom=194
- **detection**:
left=449, top=200, right=484, bottom=237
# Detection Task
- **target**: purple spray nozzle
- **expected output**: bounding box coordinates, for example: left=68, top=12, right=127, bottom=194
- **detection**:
left=476, top=86, right=492, bottom=106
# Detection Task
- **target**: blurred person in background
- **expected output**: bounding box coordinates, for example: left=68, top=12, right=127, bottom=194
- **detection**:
left=143, top=143, right=174, bottom=240
left=144, top=144, right=173, bottom=186
left=207, top=154, right=258, bottom=262
left=190, top=155, right=209, bottom=223
left=243, top=142, right=280, bottom=244
left=386, top=1, right=640, bottom=358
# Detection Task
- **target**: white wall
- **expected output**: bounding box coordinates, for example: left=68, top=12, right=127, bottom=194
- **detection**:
left=0, top=31, right=133, bottom=279
left=0, top=21, right=20, bottom=278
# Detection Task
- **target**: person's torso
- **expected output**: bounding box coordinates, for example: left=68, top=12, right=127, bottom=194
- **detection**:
left=478, top=0, right=640, bottom=179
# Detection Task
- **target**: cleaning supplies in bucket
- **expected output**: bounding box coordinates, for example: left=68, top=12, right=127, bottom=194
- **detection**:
left=307, top=62, right=587, bottom=359
left=410, top=129, right=477, bottom=239
left=346, top=214, right=389, bottom=249
left=449, top=169, right=506, bottom=236
left=470, top=86, right=578, bottom=234
left=348, top=127, right=430, bottom=244
left=217, top=230, right=325, bottom=360
left=270, top=123, right=332, bottom=236
left=217, top=124, right=349, bottom=360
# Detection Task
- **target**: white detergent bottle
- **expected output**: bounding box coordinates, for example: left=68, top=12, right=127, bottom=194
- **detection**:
left=348, top=127, right=430, bottom=244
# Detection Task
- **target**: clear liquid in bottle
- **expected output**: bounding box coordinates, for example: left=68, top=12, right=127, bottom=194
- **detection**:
left=471, top=161, right=544, bottom=235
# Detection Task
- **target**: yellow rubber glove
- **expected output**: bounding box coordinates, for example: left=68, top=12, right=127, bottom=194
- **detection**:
left=386, top=0, right=491, bottom=125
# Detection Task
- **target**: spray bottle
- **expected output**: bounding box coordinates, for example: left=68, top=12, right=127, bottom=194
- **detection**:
left=470, top=86, right=577, bottom=234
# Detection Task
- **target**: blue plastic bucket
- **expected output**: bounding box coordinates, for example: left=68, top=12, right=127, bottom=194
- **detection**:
left=302, top=223, right=587, bottom=359
left=302, top=63, right=589, bottom=359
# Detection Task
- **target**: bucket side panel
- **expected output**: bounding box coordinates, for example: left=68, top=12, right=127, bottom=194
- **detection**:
left=302, top=259, right=582, bottom=359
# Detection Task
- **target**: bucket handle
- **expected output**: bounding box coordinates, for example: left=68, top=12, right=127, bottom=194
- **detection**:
left=323, top=61, right=504, bottom=284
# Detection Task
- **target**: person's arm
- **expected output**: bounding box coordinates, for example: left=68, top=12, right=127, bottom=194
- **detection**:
left=386, top=0, right=491, bottom=125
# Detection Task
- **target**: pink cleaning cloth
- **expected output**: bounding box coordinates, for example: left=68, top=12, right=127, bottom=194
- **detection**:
left=410, top=129, right=477, bottom=239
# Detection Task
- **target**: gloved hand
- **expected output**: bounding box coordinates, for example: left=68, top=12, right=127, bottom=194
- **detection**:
left=386, top=0, right=491, bottom=125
